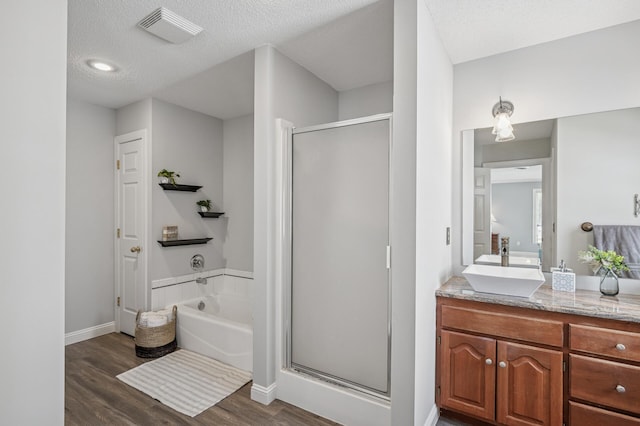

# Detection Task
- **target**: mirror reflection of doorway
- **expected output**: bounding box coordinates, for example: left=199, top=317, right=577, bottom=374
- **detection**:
left=471, top=119, right=556, bottom=271
left=474, top=160, right=552, bottom=270
left=490, top=165, right=542, bottom=259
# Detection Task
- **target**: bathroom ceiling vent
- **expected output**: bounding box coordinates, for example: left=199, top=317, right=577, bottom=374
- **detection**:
left=138, top=7, right=203, bottom=44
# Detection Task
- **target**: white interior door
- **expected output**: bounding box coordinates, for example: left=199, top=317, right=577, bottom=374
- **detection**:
left=115, top=130, right=148, bottom=336
left=289, top=116, right=390, bottom=396
left=473, top=167, right=492, bottom=260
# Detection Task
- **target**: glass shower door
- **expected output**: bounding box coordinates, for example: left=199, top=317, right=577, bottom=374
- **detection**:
left=289, top=115, right=390, bottom=397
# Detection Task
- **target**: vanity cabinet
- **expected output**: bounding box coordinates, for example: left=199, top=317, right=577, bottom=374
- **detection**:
left=569, top=324, right=640, bottom=423
left=438, top=302, right=563, bottom=425
left=437, top=279, right=640, bottom=425
left=440, top=331, right=496, bottom=420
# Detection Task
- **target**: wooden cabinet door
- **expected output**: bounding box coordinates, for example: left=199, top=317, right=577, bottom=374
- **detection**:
left=496, top=341, right=563, bottom=426
left=441, top=330, right=496, bottom=421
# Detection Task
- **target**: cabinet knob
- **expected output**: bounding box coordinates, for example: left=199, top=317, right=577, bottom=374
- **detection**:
left=499, top=361, right=507, bottom=368
left=485, top=358, right=493, bottom=365
left=616, top=385, right=626, bottom=393
left=616, top=343, right=626, bottom=351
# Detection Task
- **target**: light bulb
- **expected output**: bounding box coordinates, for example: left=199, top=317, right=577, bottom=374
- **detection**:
left=86, top=60, right=117, bottom=72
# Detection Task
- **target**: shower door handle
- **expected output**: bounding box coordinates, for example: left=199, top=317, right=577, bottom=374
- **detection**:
left=386, top=246, right=391, bottom=269
left=130, top=246, right=142, bottom=253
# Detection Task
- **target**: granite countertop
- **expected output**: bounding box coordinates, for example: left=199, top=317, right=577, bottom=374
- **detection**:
left=437, top=276, right=640, bottom=324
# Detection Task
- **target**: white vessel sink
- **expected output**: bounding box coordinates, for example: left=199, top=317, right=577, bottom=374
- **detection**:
left=462, top=264, right=546, bottom=298
left=474, top=254, right=540, bottom=268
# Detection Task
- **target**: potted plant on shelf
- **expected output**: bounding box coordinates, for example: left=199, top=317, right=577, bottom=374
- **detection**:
left=196, top=199, right=212, bottom=212
left=578, top=245, right=629, bottom=296
left=157, top=169, right=180, bottom=185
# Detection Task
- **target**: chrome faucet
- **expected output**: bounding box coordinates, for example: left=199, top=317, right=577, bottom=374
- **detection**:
left=501, top=237, right=510, bottom=267
left=191, top=254, right=207, bottom=284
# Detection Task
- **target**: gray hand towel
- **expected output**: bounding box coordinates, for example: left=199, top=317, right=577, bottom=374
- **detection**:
left=593, top=225, right=640, bottom=279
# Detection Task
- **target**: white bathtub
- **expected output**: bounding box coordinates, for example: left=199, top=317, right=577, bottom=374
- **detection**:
left=175, top=293, right=253, bottom=372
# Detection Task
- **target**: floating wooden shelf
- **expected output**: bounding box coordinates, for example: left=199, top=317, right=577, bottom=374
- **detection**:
left=157, top=238, right=213, bottom=247
left=198, top=211, right=225, bottom=218
left=159, top=183, right=202, bottom=192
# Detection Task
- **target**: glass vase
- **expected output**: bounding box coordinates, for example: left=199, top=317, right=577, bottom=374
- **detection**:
left=599, top=268, right=619, bottom=296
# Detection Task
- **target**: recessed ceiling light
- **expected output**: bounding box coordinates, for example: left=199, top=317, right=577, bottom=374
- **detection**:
left=86, top=59, right=117, bottom=72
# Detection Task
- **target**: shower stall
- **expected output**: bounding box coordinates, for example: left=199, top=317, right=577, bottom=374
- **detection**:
left=284, top=114, right=392, bottom=399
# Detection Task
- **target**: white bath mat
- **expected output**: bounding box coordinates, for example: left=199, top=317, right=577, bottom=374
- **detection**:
left=117, top=349, right=252, bottom=417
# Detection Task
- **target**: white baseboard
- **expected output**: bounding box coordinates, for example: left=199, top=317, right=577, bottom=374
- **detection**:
left=424, top=404, right=439, bottom=426
left=65, top=322, right=115, bottom=346
left=251, top=382, right=277, bottom=405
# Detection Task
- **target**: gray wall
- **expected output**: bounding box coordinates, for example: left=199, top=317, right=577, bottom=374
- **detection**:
left=223, top=114, right=254, bottom=272
left=492, top=181, right=542, bottom=254
left=66, top=99, right=116, bottom=333
left=151, top=99, right=225, bottom=280
left=253, top=44, right=338, bottom=390
left=476, top=138, right=551, bottom=166
left=338, top=80, right=393, bottom=120
left=272, top=48, right=339, bottom=126
left=116, top=98, right=152, bottom=135
left=2, top=0, right=67, bottom=422
left=392, top=1, right=453, bottom=424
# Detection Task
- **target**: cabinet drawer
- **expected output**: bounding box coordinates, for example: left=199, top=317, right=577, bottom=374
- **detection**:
left=570, top=354, right=640, bottom=415
left=441, top=305, right=563, bottom=347
left=570, top=401, right=640, bottom=426
left=570, top=324, right=640, bottom=362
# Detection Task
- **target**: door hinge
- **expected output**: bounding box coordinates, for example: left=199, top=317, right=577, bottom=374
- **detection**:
left=437, top=386, right=441, bottom=397
left=563, top=361, right=566, bottom=372
left=437, top=335, right=441, bottom=345
left=117, top=296, right=120, bottom=307
left=117, top=228, right=120, bottom=238
left=116, top=159, right=120, bottom=170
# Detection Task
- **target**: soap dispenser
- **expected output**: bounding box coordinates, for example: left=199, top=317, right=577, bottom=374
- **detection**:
left=552, top=259, right=576, bottom=292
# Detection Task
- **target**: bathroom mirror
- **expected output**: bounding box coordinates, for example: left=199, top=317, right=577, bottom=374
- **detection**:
left=463, top=106, right=640, bottom=276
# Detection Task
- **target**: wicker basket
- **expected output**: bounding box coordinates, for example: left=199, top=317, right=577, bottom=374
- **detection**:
left=134, top=305, right=177, bottom=358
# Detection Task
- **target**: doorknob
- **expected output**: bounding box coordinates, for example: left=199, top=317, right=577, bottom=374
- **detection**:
left=130, top=246, right=142, bottom=253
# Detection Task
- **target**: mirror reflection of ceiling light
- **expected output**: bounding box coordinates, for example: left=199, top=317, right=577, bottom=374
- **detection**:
left=86, top=59, right=117, bottom=72
left=491, top=97, right=515, bottom=142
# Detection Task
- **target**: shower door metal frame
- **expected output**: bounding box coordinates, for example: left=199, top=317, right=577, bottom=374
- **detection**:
left=282, top=113, right=393, bottom=400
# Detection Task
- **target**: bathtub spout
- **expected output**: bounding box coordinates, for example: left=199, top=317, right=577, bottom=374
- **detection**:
left=196, top=277, right=207, bottom=285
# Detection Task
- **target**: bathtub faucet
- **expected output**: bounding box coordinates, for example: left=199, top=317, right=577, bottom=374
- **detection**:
left=195, top=276, right=207, bottom=285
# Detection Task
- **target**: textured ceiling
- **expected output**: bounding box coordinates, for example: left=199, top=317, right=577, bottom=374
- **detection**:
left=68, top=0, right=640, bottom=115
left=67, top=0, right=381, bottom=110
left=425, top=0, right=640, bottom=64
left=153, top=50, right=255, bottom=120
left=149, top=0, right=393, bottom=119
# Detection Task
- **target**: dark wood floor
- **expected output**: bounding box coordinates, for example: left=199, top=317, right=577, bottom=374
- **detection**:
left=65, top=333, right=340, bottom=425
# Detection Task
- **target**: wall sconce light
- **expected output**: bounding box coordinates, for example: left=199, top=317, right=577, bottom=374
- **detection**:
left=492, top=97, right=515, bottom=142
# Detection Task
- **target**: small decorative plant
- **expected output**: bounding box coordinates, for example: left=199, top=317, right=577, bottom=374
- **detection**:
left=196, top=199, right=212, bottom=212
left=578, top=245, right=629, bottom=274
left=157, top=169, right=180, bottom=185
